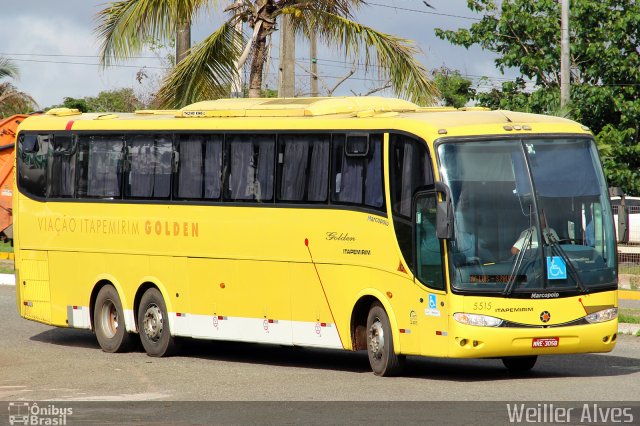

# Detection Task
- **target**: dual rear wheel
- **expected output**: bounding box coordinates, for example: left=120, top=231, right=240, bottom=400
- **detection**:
left=93, top=286, right=176, bottom=357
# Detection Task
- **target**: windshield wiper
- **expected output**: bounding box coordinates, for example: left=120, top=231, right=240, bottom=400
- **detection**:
left=503, top=227, right=534, bottom=296
left=546, top=233, right=590, bottom=294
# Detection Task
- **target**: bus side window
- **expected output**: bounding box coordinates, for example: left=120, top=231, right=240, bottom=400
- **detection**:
left=175, top=134, right=223, bottom=200
left=226, top=134, right=275, bottom=202
left=48, top=135, right=77, bottom=198
left=331, top=133, right=384, bottom=210
left=18, top=133, right=50, bottom=198
left=125, top=134, right=172, bottom=199
left=389, top=134, right=434, bottom=272
left=278, top=134, right=329, bottom=203
left=76, top=135, right=124, bottom=199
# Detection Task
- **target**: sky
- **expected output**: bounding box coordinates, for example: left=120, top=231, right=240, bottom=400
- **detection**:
left=0, top=0, right=510, bottom=109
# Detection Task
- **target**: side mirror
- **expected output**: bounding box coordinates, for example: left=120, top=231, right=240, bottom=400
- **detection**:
left=618, top=205, right=629, bottom=243
left=434, top=181, right=453, bottom=239
left=610, top=187, right=629, bottom=243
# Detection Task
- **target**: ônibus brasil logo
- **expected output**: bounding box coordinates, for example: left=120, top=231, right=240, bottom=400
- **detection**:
left=8, top=402, right=73, bottom=425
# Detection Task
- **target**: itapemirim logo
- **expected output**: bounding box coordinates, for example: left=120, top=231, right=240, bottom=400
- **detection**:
left=8, top=402, right=73, bottom=425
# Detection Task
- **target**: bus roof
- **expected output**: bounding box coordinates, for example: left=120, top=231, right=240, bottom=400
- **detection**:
left=20, top=97, right=591, bottom=138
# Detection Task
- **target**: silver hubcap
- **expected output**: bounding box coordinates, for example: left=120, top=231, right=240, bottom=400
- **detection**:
left=99, top=300, right=118, bottom=338
left=368, top=319, right=385, bottom=360
left=143, top=304, right=163, bottom=342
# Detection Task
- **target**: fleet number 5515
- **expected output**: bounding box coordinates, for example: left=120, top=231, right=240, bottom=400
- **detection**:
left=473, top=302, right=492, bottom=311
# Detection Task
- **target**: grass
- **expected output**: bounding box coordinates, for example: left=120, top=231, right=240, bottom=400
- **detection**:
left=619, top=309, right=640, bottom=324
left=0, top=241, right=12, bottom=253
left=620, top=264, right=640, bottom=276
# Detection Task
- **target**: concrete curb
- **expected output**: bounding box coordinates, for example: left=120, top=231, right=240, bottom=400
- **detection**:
left=618, top=323, right=640, bottom=336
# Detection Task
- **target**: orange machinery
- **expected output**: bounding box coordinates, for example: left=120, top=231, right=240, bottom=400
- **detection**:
left=0, top=114, right=33, bottom=242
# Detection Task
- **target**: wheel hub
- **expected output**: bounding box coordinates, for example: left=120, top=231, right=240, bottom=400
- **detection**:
left=368, top=320, right=385, bottom=359
left=143, top=304, right=164, bottom=342
left=100, top=300, right=118, bottom=338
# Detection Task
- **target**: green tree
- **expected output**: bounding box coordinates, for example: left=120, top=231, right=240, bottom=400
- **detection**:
left=48, top=88, right=143, bottom=113
left=0, top=57, right=37, bottom=117
left=432, top=67, right=475, bottom=108
left=96, top=0, right=437, bottom=107
left=56, top=97, right=90, bottom=112
left=436, top=0, right=640, bottom=194
left=87, top=88, right=143, bottom=112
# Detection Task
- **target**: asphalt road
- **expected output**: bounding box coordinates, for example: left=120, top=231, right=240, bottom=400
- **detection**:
left=2, top=285, right=640, bottom=404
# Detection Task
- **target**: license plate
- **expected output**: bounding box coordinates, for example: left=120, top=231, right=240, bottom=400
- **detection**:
left=532, top=337, right=559, bottom=348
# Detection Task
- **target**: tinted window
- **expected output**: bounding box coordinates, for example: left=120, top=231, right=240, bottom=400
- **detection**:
left=389, top=134, right=434, bottom=270
left=175, top=134, right=223, bottom=200
left=278, top=134, right=329, bottom=202
left=18, top=133, right=50, bottom=198
left=76, top=135, right=124, bottom=198
left=331, top=134, right=384, bottom=209
left=390, top=134, right=433, bottom=217
left=48, top=135, right=77, bottom=198
left=226, top=134, right=275, bottom=202
left=125, top=134, right=173, bottom=199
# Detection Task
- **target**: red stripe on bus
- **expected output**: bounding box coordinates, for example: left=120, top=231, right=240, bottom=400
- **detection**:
left=65, top=121, right=75, bottom=130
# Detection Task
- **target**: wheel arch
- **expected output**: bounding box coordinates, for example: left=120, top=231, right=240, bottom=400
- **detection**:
left=350, top=289, right=401, bottom=353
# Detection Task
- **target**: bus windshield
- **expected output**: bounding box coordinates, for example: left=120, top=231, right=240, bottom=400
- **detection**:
left=436, top=137, right=616, bottom=295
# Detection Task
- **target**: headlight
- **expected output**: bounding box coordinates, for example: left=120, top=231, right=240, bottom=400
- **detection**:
left=585, top=307, right=618, bottom=324
left=453, top=312, right=503, bottom=327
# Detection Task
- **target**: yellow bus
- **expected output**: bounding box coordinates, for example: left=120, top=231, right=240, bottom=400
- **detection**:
left=14, top=97, right=618, bottom=376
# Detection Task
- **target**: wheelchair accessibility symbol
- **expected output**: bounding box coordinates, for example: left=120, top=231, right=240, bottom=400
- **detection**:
left=428, top=294, right=437, bottom=310
left=546, top=256, right=567, bottom=280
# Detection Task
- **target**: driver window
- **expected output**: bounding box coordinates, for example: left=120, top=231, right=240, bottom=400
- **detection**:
left=415, top=194, right=445, bottom=290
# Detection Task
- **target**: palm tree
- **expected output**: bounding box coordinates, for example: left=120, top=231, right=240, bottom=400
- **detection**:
left=0, top=57, right=37, bottom=117
left=96, top=0, right=437, bottom=107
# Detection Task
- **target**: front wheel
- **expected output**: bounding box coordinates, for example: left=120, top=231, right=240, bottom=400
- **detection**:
left=138, top=288, right=177, bottom=357
left=366, top=302, right=405, bottom=376
left=502, top=356, right=537, bottom=372
left=94, top=285, right=133, bottom=353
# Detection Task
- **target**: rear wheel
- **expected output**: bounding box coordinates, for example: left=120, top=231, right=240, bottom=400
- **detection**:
left=138, top=288, right=177, bottom=357
left=502, top=356, right=537, bottom=372
left=366, top=302, right=405, bottom=376
left=94, top=285, right=133, bottom=353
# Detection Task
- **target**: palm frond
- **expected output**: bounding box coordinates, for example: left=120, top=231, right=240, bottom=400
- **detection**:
left=0, top=82, right=37, bottom=116
left=95, top=0, right=214, bottom=66
left=283, top=1, right=366, bottom=19
left=155, top=22, right=243, bottom=108
left=289, top=9, right=438, bottom=105
left=0, top=57, right=19, bottom=80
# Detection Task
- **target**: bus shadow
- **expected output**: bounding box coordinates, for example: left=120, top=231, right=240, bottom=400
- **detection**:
left=178, top=339, right=372, bottom=373
left=178, top=338, right=640, bottom=380
left=28, top=329, right=640, bottom=380
left=30, top=327, right=100, bottom=350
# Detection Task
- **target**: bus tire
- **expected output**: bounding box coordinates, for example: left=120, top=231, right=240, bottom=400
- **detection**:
left=94, top=285, right=133, bottom=353
left=502, top=356, right=537, bottom=372
left=366, top=302, right=405, bottom=376
left=138, top=288, right=177, bottom=357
